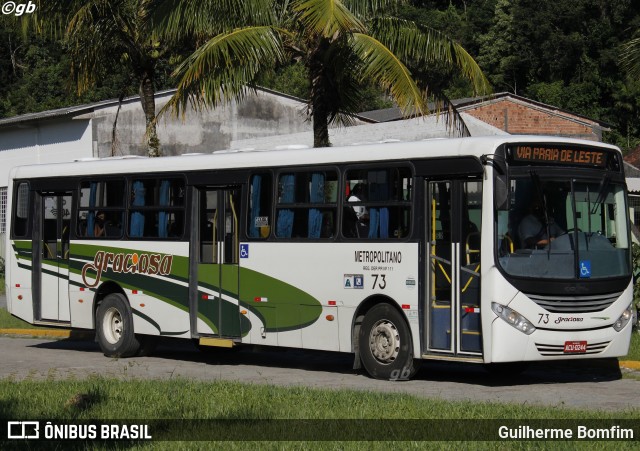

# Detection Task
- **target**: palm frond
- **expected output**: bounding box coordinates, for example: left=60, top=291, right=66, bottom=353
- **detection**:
left=371, top=17, right=491, bottom=95
left=151, top=0, right=275, bottom=41
left=350, top=32, right=426, bottom=116
left=431, top=95, right=470, bottom=138
left=66, top=0, right=138, bottom=94
left=293, top=0, right=365, bottom=37
left=165, top=26, right=285, bottom=117
left=32, top=0, right=86, bottom=38
left=341, top=0, right=403, bottom=20
left=621, top=36, right=640, bottom=79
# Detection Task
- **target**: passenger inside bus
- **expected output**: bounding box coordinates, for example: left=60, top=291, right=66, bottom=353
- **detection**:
left=348, top=184, right=369, bottom=221
left=94, top=211, right=106, bottom=237
left=347, top=183, right=369, bottom=237
left=518, top=196, right=564, bottom=249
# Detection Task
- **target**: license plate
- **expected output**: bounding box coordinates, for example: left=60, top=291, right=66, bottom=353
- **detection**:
left=564, top=341, right=587, bottom=353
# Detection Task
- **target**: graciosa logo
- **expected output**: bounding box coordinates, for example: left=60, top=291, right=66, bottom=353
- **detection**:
left=81, top=250, right=173, bottom=288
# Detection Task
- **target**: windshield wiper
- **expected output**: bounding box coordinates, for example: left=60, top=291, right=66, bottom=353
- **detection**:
left=530, top=171, right=552, bottom=258
left=587, top=184, right=592, bottom=234
left=590, top=175, right=611, bottom=215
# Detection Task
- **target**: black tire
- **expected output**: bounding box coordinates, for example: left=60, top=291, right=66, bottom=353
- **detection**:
left=95, top=293, right=141, bottom=357
left=359, top=303, right=416, bottom=381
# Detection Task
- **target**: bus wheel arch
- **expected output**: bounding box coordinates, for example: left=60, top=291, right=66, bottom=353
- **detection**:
left=353, top=296, right=417, bottom=380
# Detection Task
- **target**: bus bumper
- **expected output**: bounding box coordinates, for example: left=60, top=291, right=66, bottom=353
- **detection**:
left=490, top=318, right=633, bottom=363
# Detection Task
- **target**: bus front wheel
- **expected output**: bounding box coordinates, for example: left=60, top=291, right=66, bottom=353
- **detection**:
left=359, top=303, right=416, bottom=381
left=96, top=293, right=141, bottom=357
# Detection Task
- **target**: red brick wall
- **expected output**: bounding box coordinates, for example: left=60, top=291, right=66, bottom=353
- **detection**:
left=465, top=99, right=599, bottom=141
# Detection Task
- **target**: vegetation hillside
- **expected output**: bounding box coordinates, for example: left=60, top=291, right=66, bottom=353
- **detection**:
left=1, top=0, right=639, bottom=151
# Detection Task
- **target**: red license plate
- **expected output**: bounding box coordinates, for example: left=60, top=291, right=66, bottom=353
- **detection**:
left=564, top=341, right=587, bottom=353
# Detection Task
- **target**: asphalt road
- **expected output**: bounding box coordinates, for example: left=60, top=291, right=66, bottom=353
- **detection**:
left=1, top=335, right=639, bottom=412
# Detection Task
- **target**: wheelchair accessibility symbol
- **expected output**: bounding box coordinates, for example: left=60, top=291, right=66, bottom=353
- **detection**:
left=240, top=244, right=249, bottom=259
left=579, top=260, right=591, bottom=278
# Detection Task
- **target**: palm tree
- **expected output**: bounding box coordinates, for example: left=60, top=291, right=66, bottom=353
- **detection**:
left=36, top=0, right=167, bottom=157
left=621, top=34, right=640, bottom=80
left=157, top=0, right=491, bottom=148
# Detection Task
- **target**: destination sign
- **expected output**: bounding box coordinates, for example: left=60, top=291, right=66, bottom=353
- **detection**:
left=509, top=144, right=608, bottom=168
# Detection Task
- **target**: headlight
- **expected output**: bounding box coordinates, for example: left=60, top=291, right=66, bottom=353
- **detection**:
left=491, top=302, right=536, bottom=335
left=613, top=303, right=633, bottom=332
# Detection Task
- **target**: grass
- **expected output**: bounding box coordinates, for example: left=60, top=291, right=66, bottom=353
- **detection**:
left=0, top=378, right=638, bottom=449
left=0, top=304, right=42, bottom=329
left=625, top=328, right=640, bottom=361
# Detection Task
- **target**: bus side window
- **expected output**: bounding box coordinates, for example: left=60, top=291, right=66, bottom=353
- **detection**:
left=274, top=170, right=338, bottom=240
left=12, top=182, right=30, bottom=238
left=77, top=180, right=125, bottom=239
left=248, top=173, right=272, bottom=239
left=128, top=178, right=185, bottom=239
left=343, top=167, right=412, bottom=239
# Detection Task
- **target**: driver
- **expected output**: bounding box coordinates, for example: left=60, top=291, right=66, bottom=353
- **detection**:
left=518, top=197, right=564, bottom=249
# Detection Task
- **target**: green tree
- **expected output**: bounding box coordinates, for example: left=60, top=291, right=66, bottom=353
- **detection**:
left=0, top=13, right=139, bottom=120
left=157, top=0, right=491, bottom=148
left=475, top=0, right=640, bottom=150
left=36, top=0, right=170, bottom=157
left=477, top=0, right=521, bottom=93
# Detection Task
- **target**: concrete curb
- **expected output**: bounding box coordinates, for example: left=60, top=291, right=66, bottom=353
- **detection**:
left=0, top=328, right=93, bottom=340
left=619, top=360, right=640, bottom=371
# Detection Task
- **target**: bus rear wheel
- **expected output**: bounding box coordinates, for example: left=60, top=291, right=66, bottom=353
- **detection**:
left=359, top=303, right=416, bottom=381
left=96, top=293, right=141, bottom=357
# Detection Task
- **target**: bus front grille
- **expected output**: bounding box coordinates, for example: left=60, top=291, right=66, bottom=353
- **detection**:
left=526, top=292, right=622, bottom=313
left=535, top=341, right=610, bottom=356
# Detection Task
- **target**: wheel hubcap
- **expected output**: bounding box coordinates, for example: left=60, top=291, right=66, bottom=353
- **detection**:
left=103, top=307, right=123, bottom=344
left=369, top=319, right=400, bottom=364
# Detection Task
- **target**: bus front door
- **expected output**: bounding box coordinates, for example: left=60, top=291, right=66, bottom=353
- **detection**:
left=426, top=180, right=482, bottom=357
left=196, top=187, right=241, bottom=338
left=39, top=192, right=72, bottom=322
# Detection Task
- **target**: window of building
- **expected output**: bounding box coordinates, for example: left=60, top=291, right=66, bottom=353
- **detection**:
left=343, top=166, right=413, bottom=239
left=129, top=178, right=185, bottom=239
left=275, top=170, right=338, bottom=239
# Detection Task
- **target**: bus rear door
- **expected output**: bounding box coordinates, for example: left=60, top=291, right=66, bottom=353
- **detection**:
left=195, top=187, right=242, bottom=338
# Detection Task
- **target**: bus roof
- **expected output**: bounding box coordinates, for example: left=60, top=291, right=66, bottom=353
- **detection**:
left=9, top=135, right=621, bottom=181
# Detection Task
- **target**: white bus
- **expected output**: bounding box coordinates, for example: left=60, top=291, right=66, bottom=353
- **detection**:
left=4, top=136, right=635, bottom=380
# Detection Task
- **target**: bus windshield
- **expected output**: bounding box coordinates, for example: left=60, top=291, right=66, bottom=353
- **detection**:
left=496, top=173, right=630, bottom=280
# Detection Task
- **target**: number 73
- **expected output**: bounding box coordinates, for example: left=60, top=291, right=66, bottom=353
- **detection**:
left=372, top=274, right=386, bottom=289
